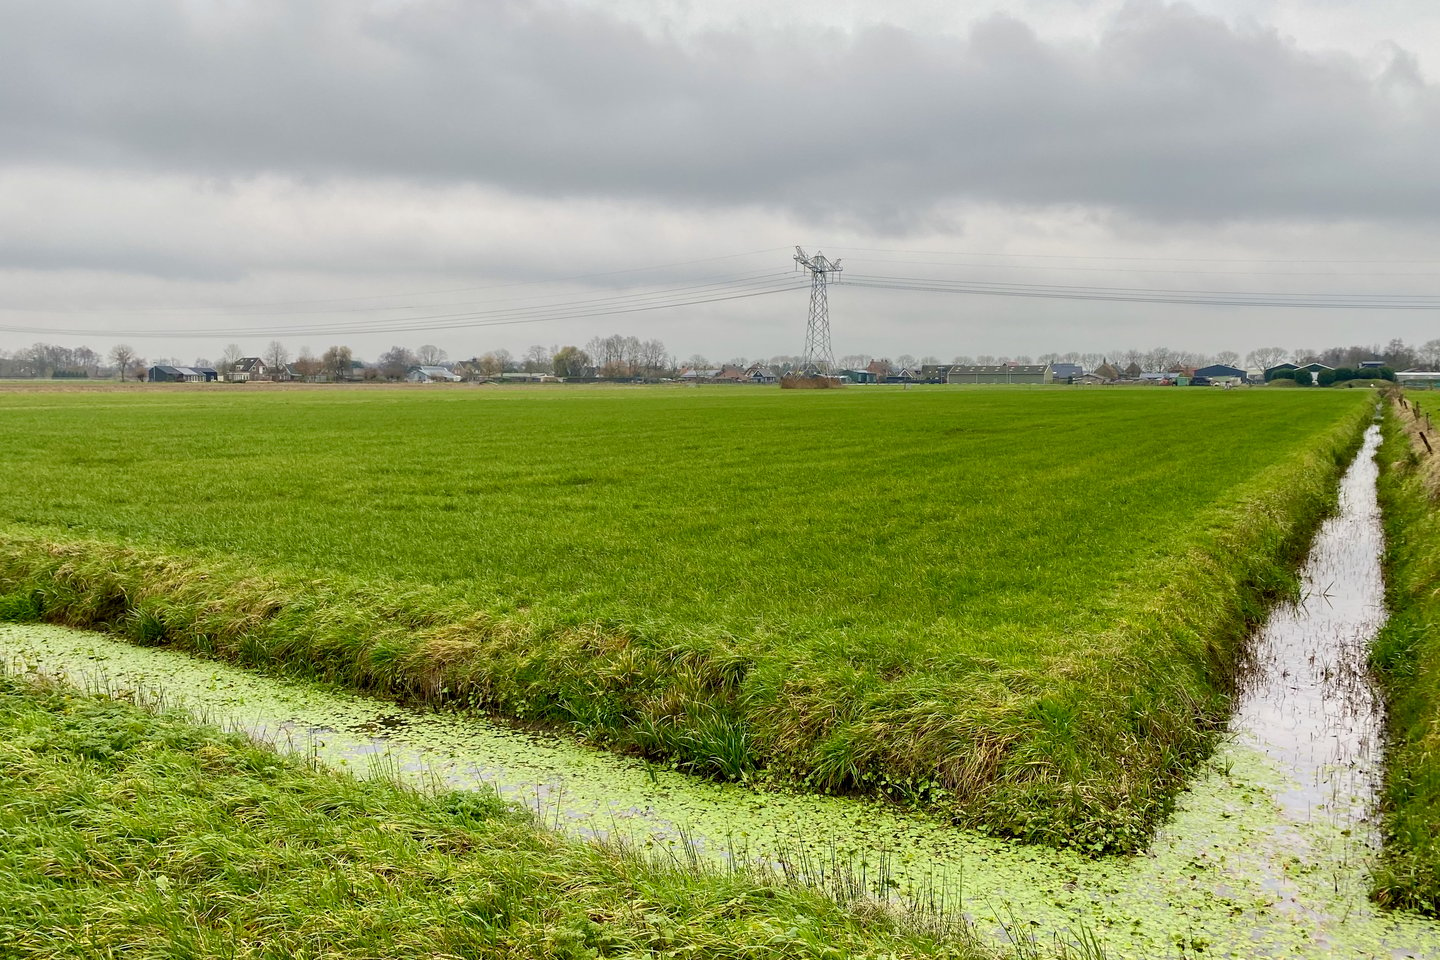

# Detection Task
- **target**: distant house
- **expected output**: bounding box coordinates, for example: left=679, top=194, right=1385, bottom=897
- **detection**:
left=193, top=366, right=220, bottom=382
left=1093, top=362, right=1121, bottom=381
left=743, top=364, right=778, bottom=383
left=865, top=359, right=892, bottom=382
left=1123, top=362, right=1142, bottom=379
left=946, top=364, right=1053, bottom=385
left=679, top=367, right=720, bottom=382
left=148, top=364, right=204, bottom=383
left=226, top=357, right=268, bottom=382
left=406, top=365, right=462, bottom=383
left=1359, top=360, right=1387, bottom=369
left=886, top=367, right=919, bottom=383
left=713, top=366, right=748, bottom=383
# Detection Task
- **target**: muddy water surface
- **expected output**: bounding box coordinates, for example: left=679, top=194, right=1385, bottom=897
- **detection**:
left=3, top=428, right=1435, bottom=958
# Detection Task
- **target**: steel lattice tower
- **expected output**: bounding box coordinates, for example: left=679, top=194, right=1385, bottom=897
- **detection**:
left=794, top=246, right=842, bottom=374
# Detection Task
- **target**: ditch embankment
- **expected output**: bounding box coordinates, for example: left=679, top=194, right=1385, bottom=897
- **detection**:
left=1372, top=395, right=1440, bottom=915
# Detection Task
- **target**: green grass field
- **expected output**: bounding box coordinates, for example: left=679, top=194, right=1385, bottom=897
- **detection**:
left=0, top=669, right=992, bottom=959
left=1372, top=394, right=1440, bottom=914
left=0, top=385, right=1370, bottom=851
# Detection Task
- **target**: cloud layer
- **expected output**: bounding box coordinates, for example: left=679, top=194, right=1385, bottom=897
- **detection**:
left=3, top=1, right=1437, bottom=230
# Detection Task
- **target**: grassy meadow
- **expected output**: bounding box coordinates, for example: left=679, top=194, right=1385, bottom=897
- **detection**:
left=0, top=670, right=994, bottom=959
left=1372, top=393, right=1440, bottom=914
left=0, top=385, right=1371, bottom=851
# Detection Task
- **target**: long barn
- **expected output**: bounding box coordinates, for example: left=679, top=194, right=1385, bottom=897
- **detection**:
left=946, top=364, right=1053, bottom=385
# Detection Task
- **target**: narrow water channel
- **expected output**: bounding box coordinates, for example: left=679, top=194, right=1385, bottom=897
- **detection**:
left=3, top=423, right=1435, bottom=957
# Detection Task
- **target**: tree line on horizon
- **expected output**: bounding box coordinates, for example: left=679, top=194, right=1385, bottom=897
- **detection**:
left=3, top=335, right=1438, bottom=381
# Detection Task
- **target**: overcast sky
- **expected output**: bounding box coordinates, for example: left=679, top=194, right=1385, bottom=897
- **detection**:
left=3, top=0, right=1440, bottom=364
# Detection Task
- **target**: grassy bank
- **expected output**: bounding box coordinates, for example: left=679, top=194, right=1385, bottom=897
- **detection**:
left=1371, top=395, right=1440, bottom=914
left=0, top=669, right=1000, bottom=959
left=0, top=388, right=1370, bottom=852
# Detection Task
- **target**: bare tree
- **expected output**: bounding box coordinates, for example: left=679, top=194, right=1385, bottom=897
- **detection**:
left=522, top=344, right=551, bottom=373
left=1384, top=337, right=1418, bottom=370
left=109, top=344, right=137, bottom=381
left=294, top=347, right=321, bottom=380
left=1245, top=346, right=1288, bottom=370
left=1213, top=350, right=1241, bottom=367
left=1419, top=339, right=1440, bottom=369
left=377, top=345, right=417, bottom=380
left=73, top=345, right=100, bottom=377
left=219, top=343, right=245, bottom=373
left=321, top=345, right=353, bottom=382
left=264, top=340, right=291, bottom=379
left=477, top=352, right=507, bottom=378
left=416, top=344, right=447, bottom=365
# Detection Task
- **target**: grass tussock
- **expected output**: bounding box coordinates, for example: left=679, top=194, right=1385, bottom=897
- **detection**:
left=0, top=388, right=1371, bottom=853
left=1370, top=394, right=1440, bottom=915
left=0, top=670, right=1003, bottom=959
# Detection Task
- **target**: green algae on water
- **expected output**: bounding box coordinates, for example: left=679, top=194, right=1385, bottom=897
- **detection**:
left=4, top=622, right=1436, bottom=959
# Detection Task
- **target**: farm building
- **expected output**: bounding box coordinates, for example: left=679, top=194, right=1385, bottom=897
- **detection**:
left=918, top=364, right=953, bottom=382
left=148, top=365, right=206, bottom=383
left=1397, top=371, right=1440, bottom=388
left=1194, top=364, right=1247, bottom=383
left=1050, top=363, right=1084, bottom=382
left=840, top=368, right=877, bottom=383
left=743, top=363, right=778, bottom=383
left=1265, top=361, right=1332, bottom=381
left=406, top=365, right=462, bottom=383
left=946, top=364, right=1053, bottom=385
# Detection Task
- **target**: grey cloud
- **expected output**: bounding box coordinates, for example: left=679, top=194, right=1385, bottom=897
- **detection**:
left=2, top=1, right=1438, bottom=228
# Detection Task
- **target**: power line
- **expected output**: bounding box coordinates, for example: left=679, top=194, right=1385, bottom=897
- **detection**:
left=25, top=247, right=795, bottom=315
left=0, top=275, right=807, bottom=339
left=844, top=273, right=1440, bottom=309
left=833, top=246, right=1440, bottom=266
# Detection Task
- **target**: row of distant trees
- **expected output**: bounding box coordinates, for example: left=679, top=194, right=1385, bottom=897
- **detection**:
left=5, top=336, right=1440, bottom=382
left=848, top=338, right=1440, bottom=374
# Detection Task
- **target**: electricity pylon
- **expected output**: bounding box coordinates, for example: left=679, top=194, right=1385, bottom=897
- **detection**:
left=794, top=246, right=842, bottom=374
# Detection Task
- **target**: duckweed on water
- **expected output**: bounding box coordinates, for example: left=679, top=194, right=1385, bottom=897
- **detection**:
left=5, top=623, right=1438, bottom=958
left=0, top=666, right=998, bottom=960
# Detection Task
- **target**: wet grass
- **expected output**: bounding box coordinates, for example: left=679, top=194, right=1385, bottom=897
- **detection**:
left=0, top=386, right=1371, bottom=852
left=1371, top=394, right=1440, bottom=914
left=0, top=668, right=1009, bottom=959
